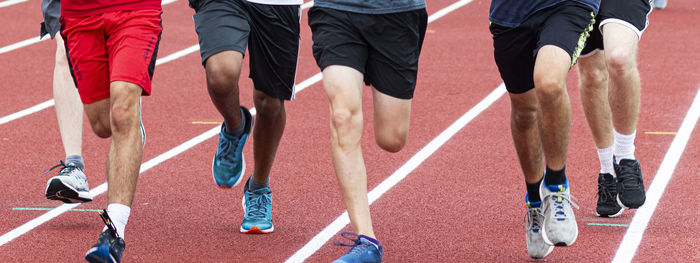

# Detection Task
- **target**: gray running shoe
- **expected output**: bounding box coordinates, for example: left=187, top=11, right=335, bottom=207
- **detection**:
left=539, top=181, right=578, bottom=246
left=45, top=161, right=93, bottom=203
left=525, top=196, right=553, bottom=259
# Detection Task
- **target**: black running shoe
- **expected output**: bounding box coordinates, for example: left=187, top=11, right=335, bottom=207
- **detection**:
left=614, top=157, right=646, bottom=209
left=596, top=173, right=623, bottom=217
left=85, top=211, right=125, bottom=263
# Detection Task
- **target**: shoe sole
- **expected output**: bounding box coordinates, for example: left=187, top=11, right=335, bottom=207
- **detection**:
left=529, top=246, right=554, bottom=259
left=595, top=207, right=624, bottom=218
left=45, top=178, right=93, bottom=203
left=616, top=195, right=645, bottom=209
left=85, top=246, right=117, bottom=263
left=240, top=194, right=273, bottom=234
left=540, top=221, right=578, bottom=247
left=211, top=155, right=246, bottom=189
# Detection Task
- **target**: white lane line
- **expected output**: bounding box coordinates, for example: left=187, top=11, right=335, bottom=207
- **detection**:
left=0, top=1, right=315, bottom=126
left=0, top=0, right=178, bottom=56
left=283, top=82, right=503, bottom=263
left=0, top=69, right=323, bottom=247
left=0, top=0, right=27, bottom=8
left=0, top=37, right=47, bottom=55
left=0, top=99, right=55, bottom=125
left=612, top=86, right=700, bottom=263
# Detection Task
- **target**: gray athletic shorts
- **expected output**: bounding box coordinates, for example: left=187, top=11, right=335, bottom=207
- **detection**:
left=40, top=0, right=60, bottom=38
left=190, top=0, right=301, bottom=100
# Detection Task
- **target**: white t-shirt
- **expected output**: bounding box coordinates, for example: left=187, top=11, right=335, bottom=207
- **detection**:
left=247, top=0, right=304, bottom=5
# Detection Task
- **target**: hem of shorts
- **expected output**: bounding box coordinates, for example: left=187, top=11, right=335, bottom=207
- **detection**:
left=201, top=46, right=247, bottom=67
left=111, top=76, right=151, bottom=95
left=312, top=3, right=426, bottom=15
left=318, top=60, right=366, bottom=75
left=599, top=18, right=644, bottom=40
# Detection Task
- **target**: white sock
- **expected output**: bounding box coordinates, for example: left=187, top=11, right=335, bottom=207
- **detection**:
left=102, top=203, right=130, bottom=239
left=597, top=146, right=615, bottom=177
left=614, top=129, right=636, bottom=163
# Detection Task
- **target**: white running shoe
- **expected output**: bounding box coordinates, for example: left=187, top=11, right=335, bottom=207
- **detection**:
left=539, top=180, right=579, bottom=246
left=45, top=161, right=93, bottom=203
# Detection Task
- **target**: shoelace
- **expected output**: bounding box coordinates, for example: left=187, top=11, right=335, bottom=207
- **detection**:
left=333, top=232, right=371, bottom=256
left=543, top=192, right=579, bottom=220
left=617, top=162, right=642, bottom=190
left=98, top=209, right=120, bottom=239
left=246, top=191, right=271, bottom=219
left=597, top=178, right=616, bottom=202
left=526, top=208, right=542, bottom=232
left=44, top=160, right=77, bottom=176
left=217, top=135, right=240, bottom=164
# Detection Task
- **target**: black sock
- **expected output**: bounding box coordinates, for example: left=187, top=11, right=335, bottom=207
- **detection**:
left=544, top=166, right=567, bottom=186
left=526, top=178, right=542, bottom=203
left=224, top=109, right=246, bottom=137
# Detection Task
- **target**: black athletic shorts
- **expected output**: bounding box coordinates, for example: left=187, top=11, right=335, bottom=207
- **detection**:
left=308, top=7, right=428, bottom=100
left=191, top=0, right=301, bottom=100
left=581, top=0, right=652, bottom=56
left=40, top=0, right=61, bottom=38
left=490, top=1, right=596, bottom=94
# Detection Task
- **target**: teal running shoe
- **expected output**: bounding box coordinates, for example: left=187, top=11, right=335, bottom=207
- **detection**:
left=241, top=178, right=273, bottom=234
left=333, top=232, right=382, bottom=263
left=212, top=106, right=252, bottom=188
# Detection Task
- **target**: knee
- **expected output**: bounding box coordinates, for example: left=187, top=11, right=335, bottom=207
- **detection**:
left=579, top=66, right=608, bottom=90
left=511, top=103, right=538, bottom=130
left=90, top=120, right=112, bottom=138
left=534, top=75, right=565, bottom=102
left=376, top=129, right=407, bottom=153
left=329, top=107, right=362, bottom=148
left=254, top=92, right=284, bottom=119
left=109, top=86, right=140, bottom=135
left=205, top=61, right=240, bottom=95
left=605, top=48, right=636, bottom=76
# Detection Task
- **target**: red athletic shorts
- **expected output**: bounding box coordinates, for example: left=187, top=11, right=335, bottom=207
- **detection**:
left=60, top=9, right=162, bottom=104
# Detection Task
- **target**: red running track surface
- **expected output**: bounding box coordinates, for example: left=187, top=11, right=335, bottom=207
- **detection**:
left=0, top=0, right=699, bottom=262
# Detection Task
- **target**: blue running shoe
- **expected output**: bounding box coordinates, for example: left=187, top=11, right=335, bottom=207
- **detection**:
left=85, top=211, right=125, bottom=263
left=241, top=178, right=273, bottom=234
left=333, top=232, right=382, bottom=263
left=212, top=106, right=253, bottom=188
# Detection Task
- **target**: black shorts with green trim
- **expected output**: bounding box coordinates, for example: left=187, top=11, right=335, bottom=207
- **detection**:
left=490, top=1, right=596, bottom=94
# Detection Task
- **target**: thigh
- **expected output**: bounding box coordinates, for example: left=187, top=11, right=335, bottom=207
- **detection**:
left=362, top=9, right=427, bottom=100
left=60, top=15, right=110, bottom=104
left=192, top=0, right=250, bottom=66
left=308, top=7, right=368, bottom=75
left=247, top=3, right=301, bottom=100
left=105, top=9, right=163, bottom=96
left=538, top=2, right=596, bottom=68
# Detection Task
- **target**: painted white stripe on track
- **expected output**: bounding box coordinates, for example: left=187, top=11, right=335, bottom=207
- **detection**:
left=0, top=0, right=27, bottom=8
left=0, top=0, right=178, bottom=56
left=284, top=83, right=503, bottom=263
left=612, top=86, right=700, bottom=263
